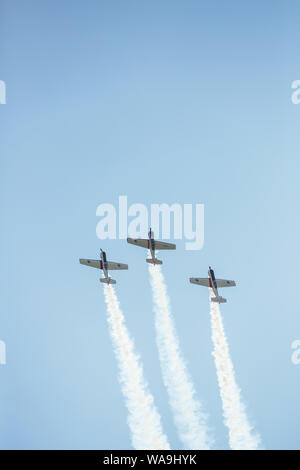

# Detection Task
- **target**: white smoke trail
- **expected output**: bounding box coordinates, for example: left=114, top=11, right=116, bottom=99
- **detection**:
left=148, top=262, right=212, bottom=449
left=103, top=284, right=170, bottom=450
left=209, top=291, right=261, bottom=449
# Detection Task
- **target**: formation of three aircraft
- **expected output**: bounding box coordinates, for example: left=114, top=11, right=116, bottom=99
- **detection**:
left=80, top=229, right=236, bottom=303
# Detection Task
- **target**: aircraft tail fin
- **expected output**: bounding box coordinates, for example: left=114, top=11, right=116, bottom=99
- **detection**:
left=146, top=258, right=163, bottom=265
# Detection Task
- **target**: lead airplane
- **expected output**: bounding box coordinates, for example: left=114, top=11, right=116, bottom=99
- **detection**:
left=79, top=249, right=128, bottom=284
left=190, top=266, right=236, bottom=303
left=127, top=228, right=176, bottom=265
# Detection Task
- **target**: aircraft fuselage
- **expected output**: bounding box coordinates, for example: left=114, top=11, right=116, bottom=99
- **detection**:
left=148, top=230, right=156, bottom=263
left=208, top=266, right=219, bottom=299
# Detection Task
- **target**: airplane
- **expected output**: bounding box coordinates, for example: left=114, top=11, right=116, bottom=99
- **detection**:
left=190, top=266, right=236, bottom=303
left=79, top=249, right=128, bottom=284
left=127, top=228, right=176, bottom=265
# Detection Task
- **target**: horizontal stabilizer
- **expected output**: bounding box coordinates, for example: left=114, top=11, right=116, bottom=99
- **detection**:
left=211, top=296, right=227, bottom=303
left=146, top=258, right=163, bottom=265
left=100, top=278, right=116, bottom=285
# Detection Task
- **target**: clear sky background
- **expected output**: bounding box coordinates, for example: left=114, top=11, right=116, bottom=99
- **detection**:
left=0, top=0, right=299, bottom=450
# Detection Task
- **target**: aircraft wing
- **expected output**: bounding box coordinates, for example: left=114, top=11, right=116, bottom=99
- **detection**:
left=127, top=238, right=149, bottom=248
left=106, top=262, right=128, bottom=270
left=127, top=238, right=176, bottom=250
left=189, top=277, right=210, bottom=286
left=154, top=241, right=176, bottom=250
left=79, top=259, right=102, bottom=269
left=215, top=279, right=236, bottom=288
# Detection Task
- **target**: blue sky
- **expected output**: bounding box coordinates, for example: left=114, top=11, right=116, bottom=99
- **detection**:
left=0, top=0, right=299, bottom=449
